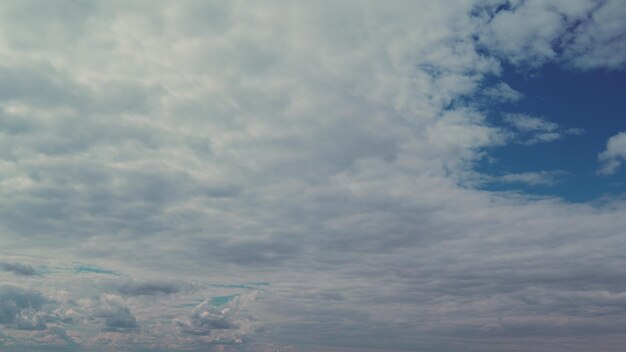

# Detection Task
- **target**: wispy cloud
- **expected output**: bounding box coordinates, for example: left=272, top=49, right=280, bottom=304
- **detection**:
left=483, top=82, right=524, bottom=103
left=503, top=113, right=583, bottom=145
left=499, top=170, right=566, bottom=186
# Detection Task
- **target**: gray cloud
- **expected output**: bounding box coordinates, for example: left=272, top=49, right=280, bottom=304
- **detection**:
left=174, top=300, right=239, bottom=336
left=91, top=294, right=138, bottom=333
left=117, top=280, right=180, bottom=296
left=0, top=286, right=47, bottom=330
left=173, top=293, right=258, bottom=343
left=0, top=262, right=36, bottom=276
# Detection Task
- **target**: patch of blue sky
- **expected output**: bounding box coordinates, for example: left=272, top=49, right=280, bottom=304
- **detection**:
left=474, top=63, right=626, bottom=202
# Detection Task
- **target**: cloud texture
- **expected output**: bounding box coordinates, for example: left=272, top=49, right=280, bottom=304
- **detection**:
left=1, top=1, right=626, bottom=351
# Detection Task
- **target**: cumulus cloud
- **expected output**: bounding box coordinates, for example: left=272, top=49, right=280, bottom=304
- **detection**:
left=478, top=0, right=626, bottom=69
left=598, top=132, right=626, bottom=175
left=562, top=0, right=626, bottom=70
left=174, top=300, right=239, bottom=336
left=0, top=286, right=47, bottom=330
left=173, top=292, right=258, bottom=346
left=88, top=294, right=138, bottom=333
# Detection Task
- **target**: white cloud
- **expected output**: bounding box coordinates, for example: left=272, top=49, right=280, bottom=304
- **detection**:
left=502, top=113, right=582, bottom=145
left=598, top=132, right=626, bottom=175
left=563, top=0, right=626, bottom=70
left=504, top=113, right=559, bottom=132
left=478, top=0, right=626, bottom=69
left=500, top=171, right=565, bottom=186
left=483, top=82, right=524, bottom=102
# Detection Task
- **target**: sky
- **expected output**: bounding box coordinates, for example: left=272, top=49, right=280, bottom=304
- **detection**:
left=0, top=0, right=626, bottom=351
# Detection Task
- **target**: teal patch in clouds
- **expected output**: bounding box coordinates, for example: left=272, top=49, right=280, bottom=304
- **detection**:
left=73, top=264, right=116, bottom=275
left=248, top=282, right=270, bottom=286
left=211, top=294, right=237, bottom=306
left=206, top=282, right=270, bottom=290
left=32, top=265, right=51, bottom=275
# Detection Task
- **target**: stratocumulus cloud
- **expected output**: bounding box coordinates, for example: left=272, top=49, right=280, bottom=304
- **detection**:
left=0, top=1, right=625, bottom=352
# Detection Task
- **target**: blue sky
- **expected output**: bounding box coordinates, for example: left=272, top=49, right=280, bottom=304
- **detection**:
left=1, top=1, right=626, bottom=352
left=479, top=63, right=626, bottom=201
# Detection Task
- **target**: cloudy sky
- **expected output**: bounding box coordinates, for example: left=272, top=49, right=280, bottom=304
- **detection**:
left=1, top=0, right=626, bottom=351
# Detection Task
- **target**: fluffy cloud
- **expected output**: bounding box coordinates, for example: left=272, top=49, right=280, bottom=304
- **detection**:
left=78, top=294, right=139, bottom=333
left=174, top=300, right=239, bottom=336
left=598, top=132, right=626, bottom=175
left=478, top=0, right=626, bottom=69
left=562, top=0, right=626, bottom=70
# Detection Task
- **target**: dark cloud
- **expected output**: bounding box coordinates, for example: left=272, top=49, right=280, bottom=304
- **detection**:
left=92, top=295, right=138, bottom=333
left=0, top=286, right=47, bottom=330
left=117, top=280, right=180, bottom=296
left=0, top=262, right=36, bottom=276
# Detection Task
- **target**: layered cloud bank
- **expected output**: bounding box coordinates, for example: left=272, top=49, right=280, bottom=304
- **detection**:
left=1, top=1, right=626, bottom=351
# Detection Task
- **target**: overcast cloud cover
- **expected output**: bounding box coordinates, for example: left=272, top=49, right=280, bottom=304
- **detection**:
left=1, top=1, right=626, bottom=351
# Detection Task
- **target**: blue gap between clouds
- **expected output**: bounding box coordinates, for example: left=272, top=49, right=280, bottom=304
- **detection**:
left=474, top=63, right=626, bottom=202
